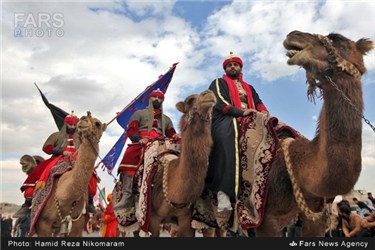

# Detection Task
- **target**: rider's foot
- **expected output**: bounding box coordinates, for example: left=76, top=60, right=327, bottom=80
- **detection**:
left=13, top=206, right=30, bottom=218
left=217, top=191, right=232, bottom=212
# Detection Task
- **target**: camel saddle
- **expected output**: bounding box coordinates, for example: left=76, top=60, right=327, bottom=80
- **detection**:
left=113, top=138, right=180, bottom=234
left=192, top=111, right=302, bottom=232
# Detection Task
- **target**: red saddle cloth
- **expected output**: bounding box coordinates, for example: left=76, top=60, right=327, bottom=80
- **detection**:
left=113, top=138, right=180, bottom=234
left=29, top=157, right=75, bottom=236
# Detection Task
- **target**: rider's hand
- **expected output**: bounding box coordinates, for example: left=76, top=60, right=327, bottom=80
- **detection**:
left=242, top=109, right=254, bottom=116
left=63, top=151, right=73, bottom=157
left=172, top=133, right=181, bottom=141
left=139, top=138, right=148, bottom=145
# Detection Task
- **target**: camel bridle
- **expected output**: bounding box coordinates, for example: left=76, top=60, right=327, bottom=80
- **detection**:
left=185, top=106, right=212, bottom=126
left=317, top=34, right=362, bottom=80
left=306, top=34, right=375, bottom=132
left=306, top=34, right=362, bottom=103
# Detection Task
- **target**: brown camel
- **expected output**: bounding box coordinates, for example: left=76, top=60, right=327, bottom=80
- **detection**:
left=20, top=155, right=45, bottom=175
left=147, top=89, right=216, bottom=237
left=256, top=31, right=373, bottom=236
left=33, top=112, right=106, bottom=237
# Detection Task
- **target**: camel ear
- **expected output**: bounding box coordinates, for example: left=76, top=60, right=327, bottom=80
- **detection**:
left=356, top=38, right=374, bottom=55
left=176, top=102, right=185, bottom=113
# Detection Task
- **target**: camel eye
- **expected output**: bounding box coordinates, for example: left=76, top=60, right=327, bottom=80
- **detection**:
left=186, top=97, right=196, bottom=106
left=95, top=122, right=102, bottom=128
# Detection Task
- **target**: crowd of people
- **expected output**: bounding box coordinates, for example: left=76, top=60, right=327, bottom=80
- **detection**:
left=325, top=193, right=375, bottom=238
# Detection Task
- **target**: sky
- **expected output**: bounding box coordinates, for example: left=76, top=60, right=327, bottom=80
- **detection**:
left=1, top=0, right=374, bottom=206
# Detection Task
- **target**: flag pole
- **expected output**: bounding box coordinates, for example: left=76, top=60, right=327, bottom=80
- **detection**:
left=105, top=115, right=118, bottom=127
left=97, top=186, right=108, bottom=206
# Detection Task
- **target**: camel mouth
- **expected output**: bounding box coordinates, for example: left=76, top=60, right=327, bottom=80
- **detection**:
left=202, top=97, right=216, bottom=106
left=77, top=123, right=90, bottom=132
left=200, top=92, right=217, bottom=107
left=284, top=40, right=305, bottom=59
left=286, top=49, right=301, bottom=59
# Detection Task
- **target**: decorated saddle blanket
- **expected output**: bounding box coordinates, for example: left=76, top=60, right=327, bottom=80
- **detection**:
left=192, top=111, right=301, bottom=231
left=29, top=157, right=75, bottom=236
left=113, top=138, right=179, bottom=234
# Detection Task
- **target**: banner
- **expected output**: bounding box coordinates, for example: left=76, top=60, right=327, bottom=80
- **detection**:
left=100, top=63, right=178, bottom=173
left=35, top=83, right=68, bottom=130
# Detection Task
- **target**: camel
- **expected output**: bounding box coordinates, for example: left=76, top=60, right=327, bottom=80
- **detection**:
left=146, top=89, right=216, bottom=237
left=33, top=112, right=106, bottom=237
left=255, top=31, right=373, bottom=236
left=20, top=155, right=45, bottom=175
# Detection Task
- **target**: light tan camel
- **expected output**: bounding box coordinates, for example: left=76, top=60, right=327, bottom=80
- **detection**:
left=20, top=155, right=45, bottom=175
left=33, top=112, right=106, bottom=237
left=256, top=31, right=373, bottom=236
left=147, top=89, right=216, bottom=237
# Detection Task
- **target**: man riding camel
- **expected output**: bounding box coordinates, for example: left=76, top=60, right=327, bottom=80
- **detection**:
left=14, top=112, right=98, bottom=218
left=114, top=89, right=180, bottom=211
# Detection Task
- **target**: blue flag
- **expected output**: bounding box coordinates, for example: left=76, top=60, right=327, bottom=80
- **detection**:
left=101, top=63, right=178, bottom=173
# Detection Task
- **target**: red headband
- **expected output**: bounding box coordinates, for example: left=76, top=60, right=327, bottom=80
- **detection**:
left=64, top=115, right=79, bottom=124
left=149, top=89, right=165, bottom=100
left=223, top=52, right=243, bottom=69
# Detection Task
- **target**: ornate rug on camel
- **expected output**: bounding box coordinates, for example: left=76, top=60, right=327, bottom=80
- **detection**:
left=29, top=157, right=75, bottom=236
left=113, top=138, right=179, bottom=234
left=192, top=111, right=302, bottom=232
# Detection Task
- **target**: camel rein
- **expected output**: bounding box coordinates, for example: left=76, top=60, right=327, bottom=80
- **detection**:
left=281, top=137, right=327, bottom=222
left=325, top=75, right=375, bottom=132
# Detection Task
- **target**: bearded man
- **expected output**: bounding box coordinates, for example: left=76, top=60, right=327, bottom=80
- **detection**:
left=114, top=89, right=180, bottom=210
left=205, top=52, right=269, bottom=212
left=14, top=112, right=98, bottom=218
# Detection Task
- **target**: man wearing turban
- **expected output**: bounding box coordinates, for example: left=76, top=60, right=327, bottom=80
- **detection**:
left=14, top=112, right=98, bottom=218
left=205, top=52, right=269, bottom=212
left=114, top=89, right=180, bottom=211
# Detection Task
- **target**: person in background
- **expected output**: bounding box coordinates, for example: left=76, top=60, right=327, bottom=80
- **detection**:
left=102, top=193, right=117, bottom=237
left=14, top=213, right=31, bottom=237
left=352, top=197, right=372, bottom=218
left=338, top=205, right=372, bottom=237
left=287, top=216, right=302, bottom=237
left=13, top=155, right=44, bottom=218
left=337, top=195, right=350, bottom=210
left=367, top=192, right=375, bottom=205
left=360, top=209, right=375, bottom=237
left=2, top=215, right=13, bottom=237
left=364, top=193, right=375, bottom=211
left=205, top=52, right=269, bottom=212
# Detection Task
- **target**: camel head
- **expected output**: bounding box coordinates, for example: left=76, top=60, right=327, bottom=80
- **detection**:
left=283, top=31, right=373, bottom=98
left=19, top=155, right=44, bottom=175
left=77, top=111, right=107, bottom=143
left=176, top=89, right=216, bottom=131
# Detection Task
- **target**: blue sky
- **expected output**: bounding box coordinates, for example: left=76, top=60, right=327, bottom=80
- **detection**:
left=1, top=0, right=374, bottom=205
